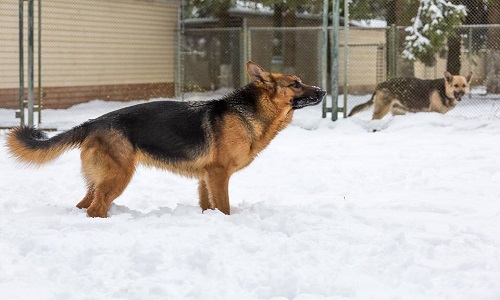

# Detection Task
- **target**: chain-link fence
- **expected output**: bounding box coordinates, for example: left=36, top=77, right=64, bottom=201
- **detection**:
left=182, top=27, right=243, bottom=92
left=345, top=24, right=500, bottom=120
left=2, top=1, right=500, bottom=128
left=179, top=2, right=326, bottom=123
left=180, top=1, right=500, bottom=123
left=344, top=0, right=500, bottom=120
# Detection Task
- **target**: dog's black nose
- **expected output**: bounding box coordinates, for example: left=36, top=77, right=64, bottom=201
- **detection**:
left=316, top=90, right=327, bottom=99
left=454, top=92, right=465, bottom=100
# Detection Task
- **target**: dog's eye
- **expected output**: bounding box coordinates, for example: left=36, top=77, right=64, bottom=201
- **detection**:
left=290, top=81, right=301, bottom=89
left=454, top=84, right=459, bottom=88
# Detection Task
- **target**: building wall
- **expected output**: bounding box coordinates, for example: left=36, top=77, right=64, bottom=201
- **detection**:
left=339, top=28, right=387, bottom=94
left=0, top=0, right=178, bottom=108
left=249, top=27, right=386, bottom=93
left=414, top=52, right=485, bottom=85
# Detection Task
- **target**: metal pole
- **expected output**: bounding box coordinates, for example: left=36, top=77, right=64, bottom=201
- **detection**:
left=331, top=0, right=340, bottom=121
left=468, top=27, right=473, bottom=99
left=175, top=0, right=184, bottom=99
left=343, top=0, right=349, bottom=118
left=248, top=27, right=252, bottom=62
left=37, top=0, right=42, bottom=124
left=389, top=24, right=397, bottom=79
left=468, top=27, right=473, bottom=74
left=18, top=0, right=25, bottom=126
left=241, top=18, right=248, bottom=86
left=321, top=0, right=328, bottom=118
left=28, top=0, right=35, bottom=127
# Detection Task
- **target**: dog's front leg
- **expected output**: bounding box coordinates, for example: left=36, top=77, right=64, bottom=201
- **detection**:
left=205, top=166, right=230, bottom=215
left=198, top=179, right=213, bottom=211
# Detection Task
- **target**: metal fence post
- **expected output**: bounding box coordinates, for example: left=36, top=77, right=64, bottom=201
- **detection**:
left=468, top=26, right=473, bottom=75
left=247, top=27, right=252, bottom=63
left=18, top=0, right=25, bottom=126
left=376, top=43, right=385, bottom=83
left=331, top=0, right=340, bottom=121
left=321, top=0, right=328, bottom=118
left=17, top=0, right=38, bottom=127
left=343, top=0, right=349, bottom=118
left=38, top=0, right=42, bottom=124
left=388, top=24, right=397, bottom=79
left=241, top=18, right=248, bottom=87
left=27, top=0, right=35, bottom=127
left=175, top=0, right=184, bottom=99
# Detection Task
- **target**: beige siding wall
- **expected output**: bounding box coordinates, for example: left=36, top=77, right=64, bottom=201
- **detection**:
left=1, top=0, right=178, bottom=107
left=339, top=29, right=386, bottom=92
left=414, top=53, right=484, bottom=84
left=0, top=1, right=23, bottom=89
left=248, top=27, right=386, bottom=91
left=1, top=0, right=177, bottom=88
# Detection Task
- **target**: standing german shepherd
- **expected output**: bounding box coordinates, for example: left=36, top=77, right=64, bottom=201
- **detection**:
left=7, top=61, right=325, bottom=218
left=348, top=71, right=472, bottom=119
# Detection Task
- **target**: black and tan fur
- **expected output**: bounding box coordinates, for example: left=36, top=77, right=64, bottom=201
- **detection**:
left=348, top=71, right=472, bottom=119
left=7, top=61, right=325, bottom=218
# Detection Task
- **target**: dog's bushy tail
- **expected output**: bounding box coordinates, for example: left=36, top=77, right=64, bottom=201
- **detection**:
left=7, top=125, right=88, bottom=166
left=348, top=93, right=375, bottom=117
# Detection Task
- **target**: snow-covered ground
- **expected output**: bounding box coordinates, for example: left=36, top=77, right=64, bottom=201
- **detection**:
left=1, top=93, right=500, bottom=299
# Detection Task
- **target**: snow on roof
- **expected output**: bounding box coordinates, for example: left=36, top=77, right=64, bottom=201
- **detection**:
left=350, top=19, right=388, bottom=28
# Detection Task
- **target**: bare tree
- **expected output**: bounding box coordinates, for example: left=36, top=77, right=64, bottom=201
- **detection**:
left=386, top=0, right=418, bottom=77
left=487, top=1, right=500, bottom=93
left=447, top=0, right=488, bottom=75
left=262, top=0, right=322, bottom=73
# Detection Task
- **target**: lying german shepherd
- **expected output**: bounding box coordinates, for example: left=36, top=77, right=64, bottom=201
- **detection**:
left=7, top=61, right=325, bottom=218
left=348, top=71, right=472, bottom=119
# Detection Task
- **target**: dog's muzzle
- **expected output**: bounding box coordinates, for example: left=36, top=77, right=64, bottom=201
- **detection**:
left=292, top=89, right=326, bottom=109
left=454, top=91, right=465, bottom=101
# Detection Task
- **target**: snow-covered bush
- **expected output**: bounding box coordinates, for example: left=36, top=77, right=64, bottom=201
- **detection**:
left=403, top=0, right=467, bottom=66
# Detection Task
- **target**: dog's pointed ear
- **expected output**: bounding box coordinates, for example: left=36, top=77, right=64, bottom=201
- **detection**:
left=444, top=71, right=453, bottom=83
left=247, top=61, right=272, bottom=85
left=465, top=71, right=473, bottom=83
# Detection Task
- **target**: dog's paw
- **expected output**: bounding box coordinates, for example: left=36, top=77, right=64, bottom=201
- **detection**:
left=87, top=203, right=109, bottom=218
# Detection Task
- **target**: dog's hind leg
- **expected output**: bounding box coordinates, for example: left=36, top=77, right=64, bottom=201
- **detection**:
left=205, top=166, right=230, bottom=215
left=372, top=103, right=392, bottom=120
left=372, top=89, right=393, bottom=120
left=80, top=132, right=136, bottom=218
left=86, top=172, right=133, bottom=218
left=198, top=179, right=212, bottom=212
left=391, top=102, right=408, bottom=116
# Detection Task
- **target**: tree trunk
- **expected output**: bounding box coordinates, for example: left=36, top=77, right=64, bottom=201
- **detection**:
left=487, top=1, right=500, bottom=93
left=217, top=7, right=231, bottom=64
left=272, top=3, right=284, bottom=73
left=283, top=8, right=297, bottom=74
left=216, top=5, right=232, bottom=88
left=447, top=0, right=487, bottom=77
left=446, top=35, right=461, bottom=75
left=386, top=0, right=415, bottom=78
left=386, top=0, right=396, bottom=78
